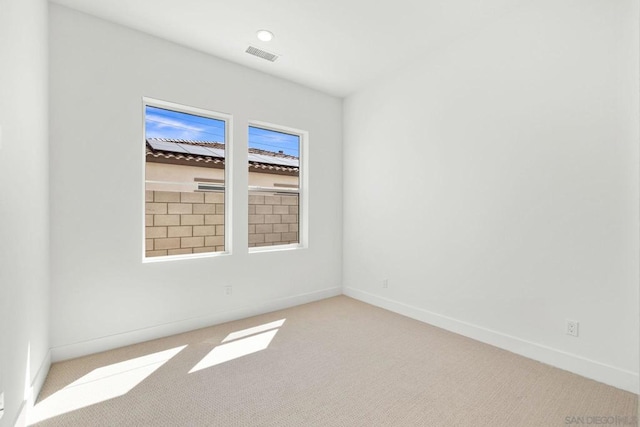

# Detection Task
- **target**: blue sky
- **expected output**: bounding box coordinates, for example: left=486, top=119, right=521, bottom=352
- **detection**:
left=145, top=106, right=299, bottom=157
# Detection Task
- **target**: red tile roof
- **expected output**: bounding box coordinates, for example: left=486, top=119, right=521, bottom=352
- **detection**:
left=146, top=138, right=299, bottom=176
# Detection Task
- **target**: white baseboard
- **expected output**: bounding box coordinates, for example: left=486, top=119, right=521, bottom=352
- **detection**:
left=51, top=286, right=342, bottom=362
left=344, top=287, right=639, bottom=394
left=10, top=350, right=51, bottom=427
left=31, top=349, right=51, bottom=404
left=12, top=401, right=26, bottom=427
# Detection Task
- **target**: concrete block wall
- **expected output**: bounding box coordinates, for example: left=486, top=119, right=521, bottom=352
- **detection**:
left=145, top=191, right=299, bottom=257
left=145, top=190, right=224, bottom=257
left=248, top=193, right=299, bottom=247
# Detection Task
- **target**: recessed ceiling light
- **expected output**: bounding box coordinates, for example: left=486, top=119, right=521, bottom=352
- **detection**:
left=256, top=30, right=274, bottom=42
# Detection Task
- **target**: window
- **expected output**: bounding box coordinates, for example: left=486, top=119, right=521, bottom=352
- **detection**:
left=143, top=99, right=230, bottom=260
left=248, top=123, right=305, bottom=250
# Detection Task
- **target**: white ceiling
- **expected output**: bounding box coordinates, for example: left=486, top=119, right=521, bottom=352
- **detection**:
left=50, top=0, right=516, bottom=97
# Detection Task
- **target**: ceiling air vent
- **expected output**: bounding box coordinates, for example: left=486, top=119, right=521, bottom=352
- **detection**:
left=246, top=46, right=278, bottom=62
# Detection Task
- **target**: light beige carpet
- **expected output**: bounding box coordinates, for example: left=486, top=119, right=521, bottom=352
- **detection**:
left=33, top=296, right=637, bottom=426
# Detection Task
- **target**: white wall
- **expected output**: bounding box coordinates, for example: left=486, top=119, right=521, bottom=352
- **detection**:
left=343, top=0, right=639, bottom=392
left=49, top=5, right=342, bottom=359
left=0, top=0, right=50, bottom=425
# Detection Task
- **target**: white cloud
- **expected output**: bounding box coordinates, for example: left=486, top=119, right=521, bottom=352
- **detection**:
left=146, top=113, right=210, bottom=140
left=146, top=113, right=204, bottom=132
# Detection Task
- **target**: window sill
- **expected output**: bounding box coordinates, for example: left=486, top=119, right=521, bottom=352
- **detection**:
left=248, top=243, right=304, bottom=254
left=143, top=250, right=230, bottom=264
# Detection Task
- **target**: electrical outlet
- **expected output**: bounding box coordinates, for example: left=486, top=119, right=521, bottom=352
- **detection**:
left=566, top=320, right=579, bottom=337
left=0, top=391, right=5, bottom=420
left=382, top=279, right=388, bottom=289
left=224, top=285, right=233, bottom=296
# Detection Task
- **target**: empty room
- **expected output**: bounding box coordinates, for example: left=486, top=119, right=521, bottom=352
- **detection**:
left=1, top=0, right=638, bottom=426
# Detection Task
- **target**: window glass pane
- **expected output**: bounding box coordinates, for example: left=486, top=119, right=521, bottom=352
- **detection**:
left=145, top=104, right=226, bottom=258
left=248, top=126, right=300, bottom=248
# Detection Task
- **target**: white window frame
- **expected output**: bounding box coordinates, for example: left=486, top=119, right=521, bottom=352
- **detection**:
left=248, top=120, right=308, bottom=253
left=142, top=97, right=233, bottom=263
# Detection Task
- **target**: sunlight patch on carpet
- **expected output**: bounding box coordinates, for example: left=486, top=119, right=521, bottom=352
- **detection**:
left=190, top=319, right=285, bottom=373
left=28, top=345, right=187, bottom=425
left=222, top=319, right=286, bottom=343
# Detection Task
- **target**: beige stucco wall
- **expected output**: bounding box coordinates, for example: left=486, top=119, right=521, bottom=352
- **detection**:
left=145, top=162, right=298, bottom=192
left=248, top=169, right=298, bottom=188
